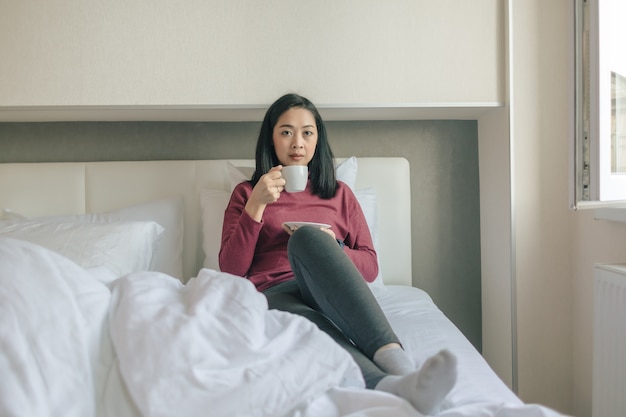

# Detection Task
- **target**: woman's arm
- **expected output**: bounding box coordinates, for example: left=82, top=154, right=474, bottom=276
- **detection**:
left=219, top=167, right=286, bottom=276
left=218, top=185, right=263, bottom=277
left=342, top=190, right=379, bottom=282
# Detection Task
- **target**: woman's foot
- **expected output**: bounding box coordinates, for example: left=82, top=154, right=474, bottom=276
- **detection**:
left=373, top=343, right=415, bottom=375
left=375, top=349, right=457, bottom=415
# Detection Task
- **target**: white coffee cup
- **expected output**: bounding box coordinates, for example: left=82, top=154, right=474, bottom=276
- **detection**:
left=282, top=165, right=308, bottom=192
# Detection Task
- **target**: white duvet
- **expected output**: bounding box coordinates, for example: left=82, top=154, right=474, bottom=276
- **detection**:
left=0, top=238, right=567, bottom=417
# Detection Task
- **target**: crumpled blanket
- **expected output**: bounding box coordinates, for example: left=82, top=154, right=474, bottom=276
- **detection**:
left=109, top=268, right=364, bottom=417
left=0, top=238, right=362, bottom=417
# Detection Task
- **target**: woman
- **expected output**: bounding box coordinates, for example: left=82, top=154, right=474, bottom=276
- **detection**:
left=219, top=93, right=456, bottom=414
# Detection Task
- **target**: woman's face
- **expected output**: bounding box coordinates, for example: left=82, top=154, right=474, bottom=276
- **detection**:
left=272, top=107, right=318, bottom=166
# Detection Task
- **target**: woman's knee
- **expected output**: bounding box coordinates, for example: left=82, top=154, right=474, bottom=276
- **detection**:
left=288, top=226, right=333, bottom=256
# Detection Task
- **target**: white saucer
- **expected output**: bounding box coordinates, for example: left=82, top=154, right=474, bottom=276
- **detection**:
left=282, top=221, right=331, bottom=231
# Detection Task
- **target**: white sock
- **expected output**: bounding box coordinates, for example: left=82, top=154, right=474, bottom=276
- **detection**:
left=375, top=349, right=457, bottom=415
left=373, top=346, right=415, bottom=375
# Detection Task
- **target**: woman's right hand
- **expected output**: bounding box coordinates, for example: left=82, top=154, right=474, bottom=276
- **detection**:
left=244, top=166, right=286, bottom=221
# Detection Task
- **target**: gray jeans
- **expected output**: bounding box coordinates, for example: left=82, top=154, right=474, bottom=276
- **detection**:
left=263, top=226, right=401, bottom=388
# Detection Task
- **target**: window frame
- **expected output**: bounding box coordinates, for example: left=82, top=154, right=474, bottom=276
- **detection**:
left=573, top=0, right=626, bottom=207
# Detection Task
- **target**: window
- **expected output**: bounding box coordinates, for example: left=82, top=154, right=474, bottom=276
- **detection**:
left=574, top=0, right=626, bottom=205
left=612, top=72, right=626, bottom=174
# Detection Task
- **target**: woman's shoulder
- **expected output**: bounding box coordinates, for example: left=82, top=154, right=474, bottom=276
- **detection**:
left=230, top=181, right=253, bottom=200
left=336, top=180, right=355, bottom=195
left=334, top=181, right=360, bottom=203
left=233, top=180, right=253, bottom=191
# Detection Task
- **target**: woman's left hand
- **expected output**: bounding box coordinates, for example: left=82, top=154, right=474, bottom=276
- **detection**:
left=282, top=224, right=336, bottom=239
left=319, top=227, right=336, bottom=239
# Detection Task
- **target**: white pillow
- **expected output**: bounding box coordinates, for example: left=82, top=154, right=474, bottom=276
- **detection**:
left=1, top=208, right=28, bottom=221
left=226, top=162, right=254, bottom=191
left=0, top=220, right=163, bottom=283
left=85, top=197, right=184, bottom=279
left=200, top=189, right=231, bottom=271
left=335, top=156, right=358, bottom=191
left=354, top=187, right=386, bottom=295
left=0, top=197, right=184, bottom=280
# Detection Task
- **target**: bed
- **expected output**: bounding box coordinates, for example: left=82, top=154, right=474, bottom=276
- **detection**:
left=0, top=157, right=565, bottom=417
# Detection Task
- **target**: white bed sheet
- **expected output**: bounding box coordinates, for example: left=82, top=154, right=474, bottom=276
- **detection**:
left=287, top=286, right=566, bottom=417
left=378, top=286, right=522, bottom=409
left=0, top=238, right=566, bottom=417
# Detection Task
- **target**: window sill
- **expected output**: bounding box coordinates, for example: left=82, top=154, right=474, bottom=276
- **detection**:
left=594, top=207, right=626, bottom=223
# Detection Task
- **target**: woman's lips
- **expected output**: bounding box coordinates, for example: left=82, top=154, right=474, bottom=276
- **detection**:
left=289, top=154, right=304, bottom=162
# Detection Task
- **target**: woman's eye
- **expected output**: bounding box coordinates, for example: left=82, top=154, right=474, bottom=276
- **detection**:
left=281, top=130, right=293, bottom=136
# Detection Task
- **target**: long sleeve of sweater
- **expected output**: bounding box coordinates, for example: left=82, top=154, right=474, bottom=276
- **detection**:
left=218, top=181, right=378, bottom=291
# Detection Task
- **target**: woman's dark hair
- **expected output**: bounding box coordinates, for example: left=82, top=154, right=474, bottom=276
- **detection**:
left=251, top=93, right=337, bottom=199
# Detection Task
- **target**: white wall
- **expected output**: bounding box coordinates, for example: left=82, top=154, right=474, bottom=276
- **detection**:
left=509, top=0, right=573, bottom=409
left=0, top=0, right=502, bottom=108
left=570, top=210, right=626, bottom=416
left=478, top=5, right=576, bottom=411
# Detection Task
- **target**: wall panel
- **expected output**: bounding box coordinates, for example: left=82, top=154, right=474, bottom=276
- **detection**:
left=0, top=1, right=502, bottom=109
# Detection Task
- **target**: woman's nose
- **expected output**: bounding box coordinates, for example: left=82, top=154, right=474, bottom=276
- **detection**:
left=291, top=137, right=304, bottom=148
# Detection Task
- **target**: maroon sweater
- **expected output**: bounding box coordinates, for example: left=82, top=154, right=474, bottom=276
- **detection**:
left=219, top=180, right=378, bottom=291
